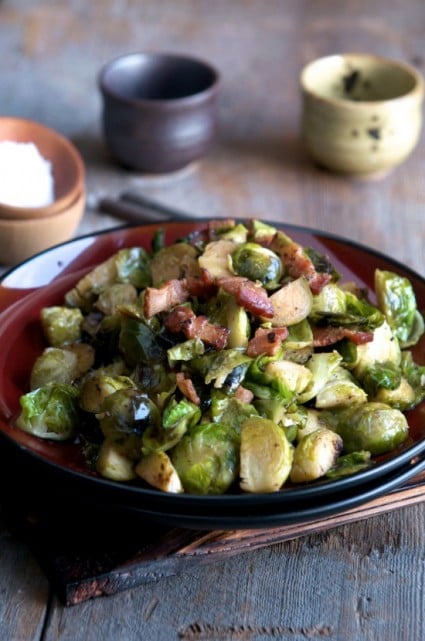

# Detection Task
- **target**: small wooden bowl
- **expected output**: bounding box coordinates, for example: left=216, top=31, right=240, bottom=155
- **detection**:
left=0, top=117, right=85, bottom=219
left=0, top=190, right=86, bottom=265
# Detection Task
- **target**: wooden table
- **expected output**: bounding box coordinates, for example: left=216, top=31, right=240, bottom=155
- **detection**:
left=1, top=0, right=425, bottom=639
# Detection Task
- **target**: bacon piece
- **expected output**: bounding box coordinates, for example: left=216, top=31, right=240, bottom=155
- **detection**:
left=217, top=276, right=274, bottom=318
left=144, top=279, right=190, bottom=318
left=176, top=372, right=201, bottom=405
left=184, top=269, right=217, bottom=299
left=312, top=326, right=374, bottom=347
left=234, top=385, right=254, bottom=404
left=246, top=326, right=289, bottom=357
left=270, top=236, right=332, bottom=295
left=164, top=306, right=230, bottom=350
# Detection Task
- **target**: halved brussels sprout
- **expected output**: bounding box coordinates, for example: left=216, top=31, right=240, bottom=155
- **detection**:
left=315, top=366, right=367, bottom=409
left=231, top=242, right=283, bottom=289
left=240, top=417, right=293, bottom=492
left=290, top=427, right=343, bottom=483
left=207, top=290, right=250, bottom=348
left=268, top=277, right=313, bottom=326
left=149, top=242, right=199, bottom=286
left=95, top=283, right=138, bottom=316
left=309, top=283, right=347, bottom=320
left=265, top=359, right=313, bottom=395
left=96, top=439, right=137, bottom=481
left=136, top=451, right=183, bottom=493
left=354, top=321, right=401, bottom=378
left=375, top=269, right=424, bottom=347
left=198, top=239, right=238, bottom=279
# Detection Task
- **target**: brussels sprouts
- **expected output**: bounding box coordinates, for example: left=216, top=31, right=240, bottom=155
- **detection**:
left=231, top=242, right=283, bottom=289
left=16, top=218, right=425, bottom=496
left=171, top=422, right=239, bottom=495
left=96, top=439, right=137, bottom=481
left=219, top=223, right=249, bottom=243
left=250, top=219, right=277, bottom=241
left=198, top=240, right=238, bottom=279
left=210, top=389, right=258, bottom=431
left=142, top=397, right=201, bottom=454
left=323, top=402, right=409, bottom=455
left=64, top=247, right=150, bottom=310
left=361, top=362, right=401, bottom=397
left=119, top=317, right=165, bottom=367
left=190, top=349, right=252, bottom=389
left=98, top=389, right=160, bottom=461
left=264, top=359, right=313, bottom=396
left=325, top=450, right=372, bottom=480
left=167, top=337, right=205, bottom=365
left=240, top=417, right=293, bottom=492
left=290, top=427, right=343, bottom=483
left=245, top=355, right=296, bottom=405
left=310, top=283, right=347, bottom=320
left=16, top=384, right=80, bottom=441
left=40, top=306, right=83, bottom=347
left=79, top=373, right=135, bottom=413
left=315, top=366, right=367, bottom=409
left=354, top=321, right=401, bottom=378
left=298, top=351, right=342, bottom=403
left=30, top=347, right=79, bottom=390
left=268, top=277, right=313, bottom=326
left=399, top=351, right=425, bottom=407
left=296, top=408, right=331, bottom=440
left=136, top=451, right=183, bottom=493
left=282, top=320, right=313, bottom=352
left=65, top=256, right=119, bottom=310
left=94, top=283, right=138, bottom=316
left=375, top=269, right=424, bottom=347
left=149, top=242, right=199, bottom=286
left=207, top=290, right=250, bottom=348
left=114, top=247, right=151, bottom=288
left=373, top=377, right=416, bottom=411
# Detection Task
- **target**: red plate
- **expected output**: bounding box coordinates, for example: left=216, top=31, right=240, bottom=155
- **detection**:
left=0, top=220, right=424, bottom=521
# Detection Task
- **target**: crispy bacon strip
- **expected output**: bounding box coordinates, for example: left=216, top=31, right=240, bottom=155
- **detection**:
left=164, top=306, right=230, bottom=350
left=217, top=276, right=274, bottom=318
left=144, top=279, right=190, bottom=318
left=312, top=326, right=373, bottom=347
left=270, top=235, right=332, bottom=295
left=184, top=269, right=217, bottom=299
left=176, top=372, right=201, bottom=405
left=246, top=326, right=289, bottom=357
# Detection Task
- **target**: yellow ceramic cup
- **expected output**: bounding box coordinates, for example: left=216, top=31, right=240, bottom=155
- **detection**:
left=300, top=53, right=424, bottom=178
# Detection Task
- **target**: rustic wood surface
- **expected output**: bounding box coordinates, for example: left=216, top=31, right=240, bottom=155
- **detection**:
left=1, top=0, right=425, bottom=639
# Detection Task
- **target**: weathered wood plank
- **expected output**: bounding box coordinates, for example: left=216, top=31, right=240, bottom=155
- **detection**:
left=0, top=509, right=49, bottom=641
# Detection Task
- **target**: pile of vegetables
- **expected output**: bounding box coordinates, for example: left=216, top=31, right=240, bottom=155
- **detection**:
left=16, top=219, right=425, bottom=494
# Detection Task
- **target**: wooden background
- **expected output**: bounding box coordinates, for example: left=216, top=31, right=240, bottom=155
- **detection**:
left=1, top=0, right=425, bottom=639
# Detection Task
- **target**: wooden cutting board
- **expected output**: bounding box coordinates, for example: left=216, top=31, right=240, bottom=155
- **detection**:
left=4, top=469, right=425, bottom=606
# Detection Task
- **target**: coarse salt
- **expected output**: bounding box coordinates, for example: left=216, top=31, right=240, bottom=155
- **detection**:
left=0, top=141, right=55, bottom=208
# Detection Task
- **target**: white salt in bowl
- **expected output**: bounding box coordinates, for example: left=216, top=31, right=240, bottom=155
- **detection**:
left=0, top=117, right=85, bottom=220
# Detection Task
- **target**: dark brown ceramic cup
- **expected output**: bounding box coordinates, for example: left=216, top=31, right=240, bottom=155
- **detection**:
left=98, top=51, right=220, bottom=173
